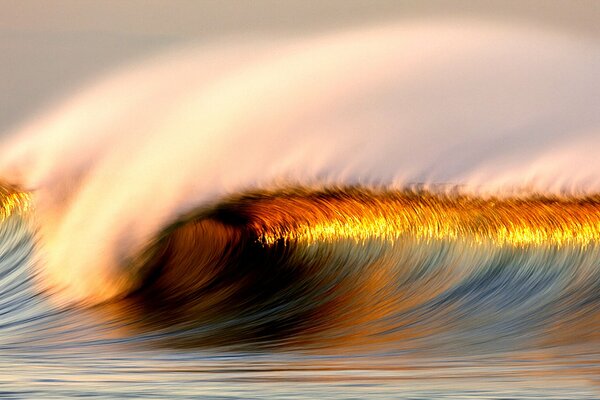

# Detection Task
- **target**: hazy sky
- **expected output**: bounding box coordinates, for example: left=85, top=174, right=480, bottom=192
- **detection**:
left=1, top=1, right=598, bottom=134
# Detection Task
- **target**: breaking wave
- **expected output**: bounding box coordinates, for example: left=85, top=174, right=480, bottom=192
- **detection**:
left=0, top=20, right=599, bottom=355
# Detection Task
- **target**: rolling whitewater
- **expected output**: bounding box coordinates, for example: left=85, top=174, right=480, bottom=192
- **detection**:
left=0, top=20, right=599, bottom=398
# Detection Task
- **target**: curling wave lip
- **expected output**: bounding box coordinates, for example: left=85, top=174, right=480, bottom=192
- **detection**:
left=247, top=188, right=600, bottom=248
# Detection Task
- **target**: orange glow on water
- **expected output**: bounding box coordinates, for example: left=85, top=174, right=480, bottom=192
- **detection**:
left=248, top=189, right=600, bottom=248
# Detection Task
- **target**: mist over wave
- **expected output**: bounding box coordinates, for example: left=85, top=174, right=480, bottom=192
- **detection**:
left=0, top=19, right=599, bottom=307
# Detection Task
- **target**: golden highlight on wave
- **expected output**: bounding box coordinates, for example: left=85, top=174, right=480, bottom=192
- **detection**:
left=250, top=188, right=600, bottom=247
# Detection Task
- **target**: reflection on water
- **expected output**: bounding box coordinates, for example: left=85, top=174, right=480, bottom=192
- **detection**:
left=1, top=350, right=599, bottom=399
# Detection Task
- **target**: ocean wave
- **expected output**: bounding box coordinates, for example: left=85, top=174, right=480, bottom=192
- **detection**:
left=0, top=20, right=598, bottom=356
left=0, top=20, right=598, bottom=306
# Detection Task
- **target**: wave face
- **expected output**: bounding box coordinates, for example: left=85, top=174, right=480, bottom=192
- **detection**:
left=0, top=19, right=600, bottom=398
